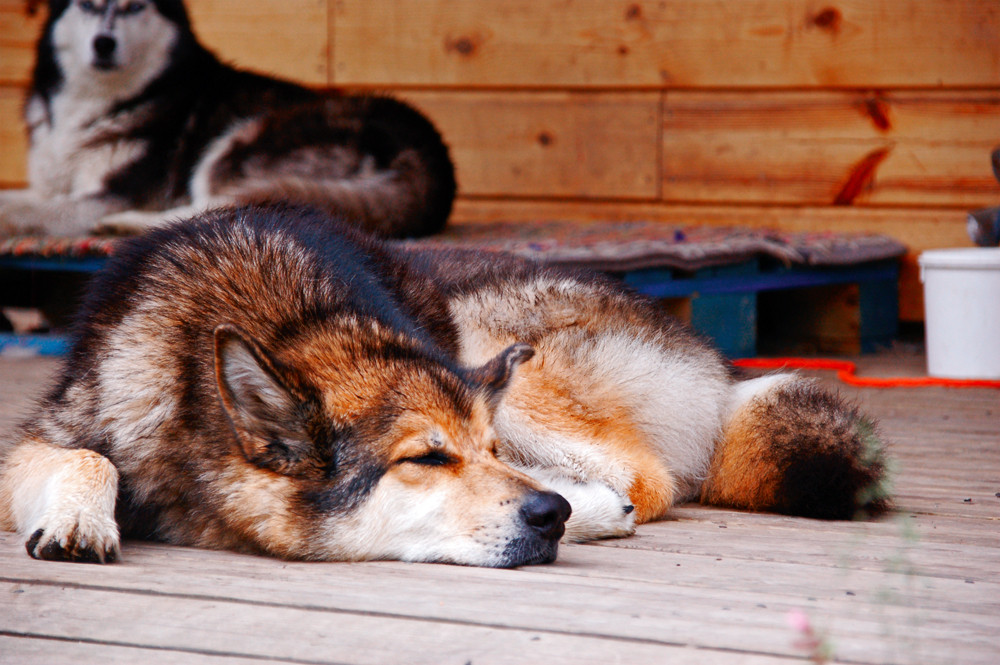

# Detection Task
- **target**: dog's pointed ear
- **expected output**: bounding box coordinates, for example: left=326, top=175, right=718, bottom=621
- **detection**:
left=469, top=343, right=535, bottom=410
left=214, top=324, right=319, bottom=475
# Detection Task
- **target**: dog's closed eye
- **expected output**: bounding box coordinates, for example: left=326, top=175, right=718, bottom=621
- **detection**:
left=400, top=451, right=454, bottom=467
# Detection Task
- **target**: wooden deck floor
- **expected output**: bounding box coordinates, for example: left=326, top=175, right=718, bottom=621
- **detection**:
left=1, top=352, right=998, bottom=664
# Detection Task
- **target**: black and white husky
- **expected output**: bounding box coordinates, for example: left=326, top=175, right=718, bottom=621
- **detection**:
left=0, top=0, right=456, bottom=238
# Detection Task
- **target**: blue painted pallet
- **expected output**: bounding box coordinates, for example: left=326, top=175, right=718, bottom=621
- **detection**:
left=621, top=257, right=899, bottom=357
left=0, top=256, right=109, bottom=272
left=0, top=254, right=899, bottom=358
left=0, top=332, right=71, bottom=356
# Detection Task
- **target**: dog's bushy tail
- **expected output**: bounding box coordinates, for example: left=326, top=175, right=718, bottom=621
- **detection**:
left=699, top=375, right=892, bottom=519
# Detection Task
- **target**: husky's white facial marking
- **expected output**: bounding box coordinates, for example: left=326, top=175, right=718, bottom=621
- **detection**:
left=53, top=1, right=176, bottom=94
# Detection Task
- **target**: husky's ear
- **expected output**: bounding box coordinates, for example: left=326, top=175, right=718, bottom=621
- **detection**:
left=214, top=324, right=319, bottom=476
left=469, top=343, right=535, bottom=410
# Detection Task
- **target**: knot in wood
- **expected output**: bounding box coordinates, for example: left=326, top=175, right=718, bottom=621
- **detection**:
left=446, top=36, right=476, bottom=57
left=811, top=7, right=842, bottom=32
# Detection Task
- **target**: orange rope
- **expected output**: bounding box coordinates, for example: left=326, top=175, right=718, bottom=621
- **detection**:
left=731, top=357, right=1000, bottom=389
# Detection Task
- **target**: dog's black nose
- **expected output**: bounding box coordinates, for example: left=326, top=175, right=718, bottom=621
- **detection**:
left=520, top=491, right=571, bottom=541
left=93, top=35, right=117, bottom=59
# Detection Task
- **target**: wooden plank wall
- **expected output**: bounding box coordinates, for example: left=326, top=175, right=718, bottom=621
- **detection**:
left=2, top=1, right=999, bottom=320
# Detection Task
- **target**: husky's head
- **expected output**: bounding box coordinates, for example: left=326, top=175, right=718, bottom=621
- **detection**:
left=45, top=0, right=186, bottom=98
left=212, top=322, right=572, bottom=568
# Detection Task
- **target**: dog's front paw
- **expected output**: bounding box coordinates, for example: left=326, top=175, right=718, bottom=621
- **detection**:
left=94, top=210, right=164, bottom=236
left=525, top=474, right=635, bottom=542
left=512, top=466, right=638, bottom=543
left=558, top=481, right=637, bottom=542
left=25, top=511, right=120, bottom=564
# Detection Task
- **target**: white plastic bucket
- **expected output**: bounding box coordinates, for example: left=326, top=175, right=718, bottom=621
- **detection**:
left=919, top=248, right=1000, bottom=379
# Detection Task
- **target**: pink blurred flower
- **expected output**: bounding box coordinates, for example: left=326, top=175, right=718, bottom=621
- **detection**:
left=786, top=608, right=812, bottom=633
left=786, top=608, right=830, bottom=663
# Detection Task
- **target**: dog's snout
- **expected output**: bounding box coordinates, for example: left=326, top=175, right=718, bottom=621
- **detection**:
left=93, top=35, right=117, bottom=59
left=520, top=491, right=571, bottom=541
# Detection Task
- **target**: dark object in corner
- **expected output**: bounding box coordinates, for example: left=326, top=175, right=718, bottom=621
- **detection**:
left=967, top=147, right=1000, bottom=247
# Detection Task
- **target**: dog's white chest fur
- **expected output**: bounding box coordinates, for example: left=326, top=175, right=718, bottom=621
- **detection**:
left=26, top=92, right=145, bottom=198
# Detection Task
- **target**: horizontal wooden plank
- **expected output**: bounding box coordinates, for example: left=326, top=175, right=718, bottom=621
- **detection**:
left=655, top=508, right=1000, bottom=561
left=0, top=635, right=274, bottom=665
left=187, top=0, right=328, bottom=86
left=0, top=0, right=328, bottom=88
left=403, top=91, right=661, bottom=199
left=332, top=0, right=1000, bottom=88
left=663, top=91, right=1000, bottom=208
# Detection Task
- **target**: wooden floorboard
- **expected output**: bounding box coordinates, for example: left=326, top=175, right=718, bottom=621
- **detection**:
left=1, top=353, right=998, bottom=664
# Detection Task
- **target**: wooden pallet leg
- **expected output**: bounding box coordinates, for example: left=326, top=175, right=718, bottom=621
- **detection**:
left=858, top=273, right=899, bottom=353
left=689, top=262, right=759, bottom=358
left=690, top=291, right=757, bottom=358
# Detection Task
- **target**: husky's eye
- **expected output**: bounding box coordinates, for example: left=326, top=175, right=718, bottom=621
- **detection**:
left=119, top=2, right=147, bottom=15
left=401, top=451, right=453, bottom=467
left=79, top=0, right=99, bottom=13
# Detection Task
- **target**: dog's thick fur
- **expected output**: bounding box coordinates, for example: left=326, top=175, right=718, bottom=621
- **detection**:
left=0, top=206, right=891, bottom=567
left=0, top=0, right=455, bottom=238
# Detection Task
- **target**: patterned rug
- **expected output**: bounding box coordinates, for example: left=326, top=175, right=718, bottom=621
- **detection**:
left=0, top=235, right=118, bottom=260
left=1, top=220, right=906, bottom=273
left=398, top=220, right=907, bottom=272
